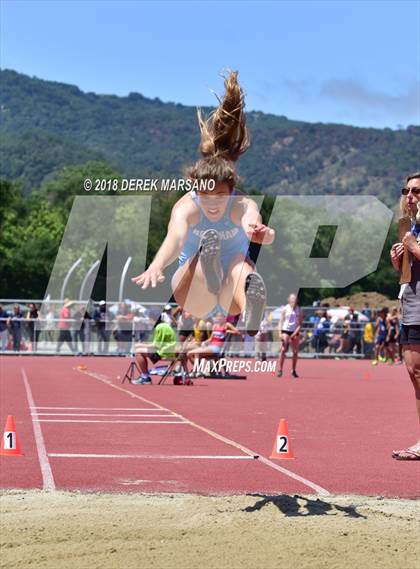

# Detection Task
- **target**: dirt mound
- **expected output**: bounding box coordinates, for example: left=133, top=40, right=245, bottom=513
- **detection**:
left=320, top=291, right=398, bottom=310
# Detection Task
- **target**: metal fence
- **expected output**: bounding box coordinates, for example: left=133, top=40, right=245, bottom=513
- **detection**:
left=0, top=311, right=373, bottom=359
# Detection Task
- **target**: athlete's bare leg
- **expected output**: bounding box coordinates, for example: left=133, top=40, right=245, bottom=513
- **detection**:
left=218, top=254, right=254, bottom=314
left=278, top=333, right=290, bottom=375
left=172, top=254, right=217, bottom=317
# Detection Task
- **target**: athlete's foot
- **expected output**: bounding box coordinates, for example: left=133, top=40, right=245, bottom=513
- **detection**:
left=244, top=272, right=266, bottom=336
left=199, top=229, right=223, bottom=295
left=277, top=369, right=283, bottom=378
left=392, top=443, right=420, bottom=460
left=291, top=370, right=299, bottom=378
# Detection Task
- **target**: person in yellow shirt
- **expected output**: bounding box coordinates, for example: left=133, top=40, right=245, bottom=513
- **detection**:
left=363, top=320, right=375, bottom=359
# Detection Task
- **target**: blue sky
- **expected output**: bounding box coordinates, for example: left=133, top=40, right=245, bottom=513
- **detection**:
left=1, top=0, right=419, bottom=129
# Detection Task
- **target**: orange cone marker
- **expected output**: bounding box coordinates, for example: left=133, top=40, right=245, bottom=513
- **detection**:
left=270, top=418, right=294, bottom=459
left=0, top=415, right=23, bottom=456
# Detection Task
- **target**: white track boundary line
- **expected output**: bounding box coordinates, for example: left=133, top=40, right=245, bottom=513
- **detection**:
left=34, top=413, right=173, bottom=417
left=21, top=369, right=56, bottom=491
left=77, top=368, right=330, bottom=496
left=31, top=407, right=161, bottom=411
left=49, top=453, right=254, bottom=460
left=35, top=419, right=186, bottom=424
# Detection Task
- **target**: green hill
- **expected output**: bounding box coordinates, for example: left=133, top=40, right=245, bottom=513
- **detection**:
left=1, top=69, right=419, bottom=202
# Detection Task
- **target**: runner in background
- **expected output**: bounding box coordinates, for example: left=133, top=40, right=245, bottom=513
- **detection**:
left=277, top=294, right=303, bottom=378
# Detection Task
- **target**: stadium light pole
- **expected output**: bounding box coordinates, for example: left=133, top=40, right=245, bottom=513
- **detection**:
left=119, top=256, right=132, bottom=302
left=60, top=257, right=82, bottom=301
left=79, top=260, right=100, bottom=301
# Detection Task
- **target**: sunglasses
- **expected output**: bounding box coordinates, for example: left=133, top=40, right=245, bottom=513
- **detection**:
left=401, top=187, right=420, bottom=196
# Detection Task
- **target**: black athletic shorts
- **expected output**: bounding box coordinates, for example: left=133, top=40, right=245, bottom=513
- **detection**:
left=149, top=352, right=161, bottom=363
left=399, top=324, right=420, bottom=345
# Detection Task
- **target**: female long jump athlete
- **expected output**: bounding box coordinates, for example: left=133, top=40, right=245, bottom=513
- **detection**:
left=390, top=172, right=420, bottom=460
left=132, top=71, right=275, bottom=335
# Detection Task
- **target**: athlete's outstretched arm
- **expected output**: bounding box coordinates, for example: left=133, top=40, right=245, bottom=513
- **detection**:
left=240, top=199, right=275, bottom=245
left=132, top=205, right=189, bottom=289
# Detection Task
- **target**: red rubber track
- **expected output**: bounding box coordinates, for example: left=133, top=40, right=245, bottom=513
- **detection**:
left=1, top=356, right=419, bottom=497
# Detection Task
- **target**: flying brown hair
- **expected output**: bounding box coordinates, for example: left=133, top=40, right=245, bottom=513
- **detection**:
left=186, top=70, right=250, bottom=189
left=197, top=70, right=250, bottom=162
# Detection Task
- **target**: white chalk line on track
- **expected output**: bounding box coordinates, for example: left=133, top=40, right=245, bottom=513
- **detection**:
left=31, top=407, right=162, bottom=411
left=21, top=368, right=56, bottom=491
left=34, top=413, right=174, bottom=417
left=77, top=368, right=330, bottom=496
left=48, top=453, right=254, bottom=460
left=34, top=419, right=186, bottom=424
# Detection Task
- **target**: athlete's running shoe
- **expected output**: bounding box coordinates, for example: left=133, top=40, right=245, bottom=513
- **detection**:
left=199, top=229, right=223, bottom=295
left=131, top=375, right=152, bottom=385
left=244, top=272, right=266, bottom=337
left=291, top=370, right=299, bottom=378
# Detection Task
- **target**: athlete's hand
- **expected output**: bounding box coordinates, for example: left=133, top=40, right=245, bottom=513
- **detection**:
left=247, top=223, right=276, bottom=244
left=131, top=265, right=165, bottom=289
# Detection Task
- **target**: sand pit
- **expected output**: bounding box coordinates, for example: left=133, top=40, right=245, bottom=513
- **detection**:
left=1, top=490, right=419, bottom=569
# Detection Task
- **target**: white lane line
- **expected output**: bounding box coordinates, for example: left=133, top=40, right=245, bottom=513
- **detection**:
left=77, top=367, right=330, bottom=496
left=35, top=419, right=186, bottom=424
left=21, top=369, right=56, bottom=491
left=34, top=413, right=173, bottom=417
left=31, top=407, right=161, bottom=411
left=48, top=453, right=255, bottom=460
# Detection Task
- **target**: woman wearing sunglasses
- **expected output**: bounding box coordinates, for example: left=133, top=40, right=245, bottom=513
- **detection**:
left=390, top=172, right=420, bottom=460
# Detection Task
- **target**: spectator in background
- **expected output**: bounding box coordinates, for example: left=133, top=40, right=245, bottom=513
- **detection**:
left=115, top=302, right=134, bottom=354
left=25, top=303, right=40, bottom=352
left=134, top=307, right=152, bottom=342
left=73, top=306, right=92, bottom=355
left=132, top=320, right=178, bottom=385
left=346, top=307, right=362, bottom=354
left=361, top=302, right=372, bottom=321
left=43, top=306, right=55, bottom=344
left=8, top=305, right=24, bottom=352
left=363, top=318, right=375, bottom=359
left=309, top=309, right=322, bottom=352
left=193, top=317, right=212, bottom=344
left=372, top=307, right=388, bottom=365
left=160, top=304, right=176, bottom=328
left=327, top=321, right=342, bottom=354
left=339, top=320, right=351, bottom=354
left=314, top=310, right=330, bottom=354
left=255, top=311, right=270, bottom=361
left=174, top=308, right=195, bottom=343
left=224, top=313, right=241, bottom=356
left=0, top=304, right=9, bottom=351
left=57, top=298, right=75, bottom=353
left=385, top=307, right=400, bottom=364
left=93, top=301, right=110, bottom=354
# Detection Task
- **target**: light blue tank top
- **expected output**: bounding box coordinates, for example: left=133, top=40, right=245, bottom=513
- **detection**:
left=178, top=189, right=250, bottom=270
